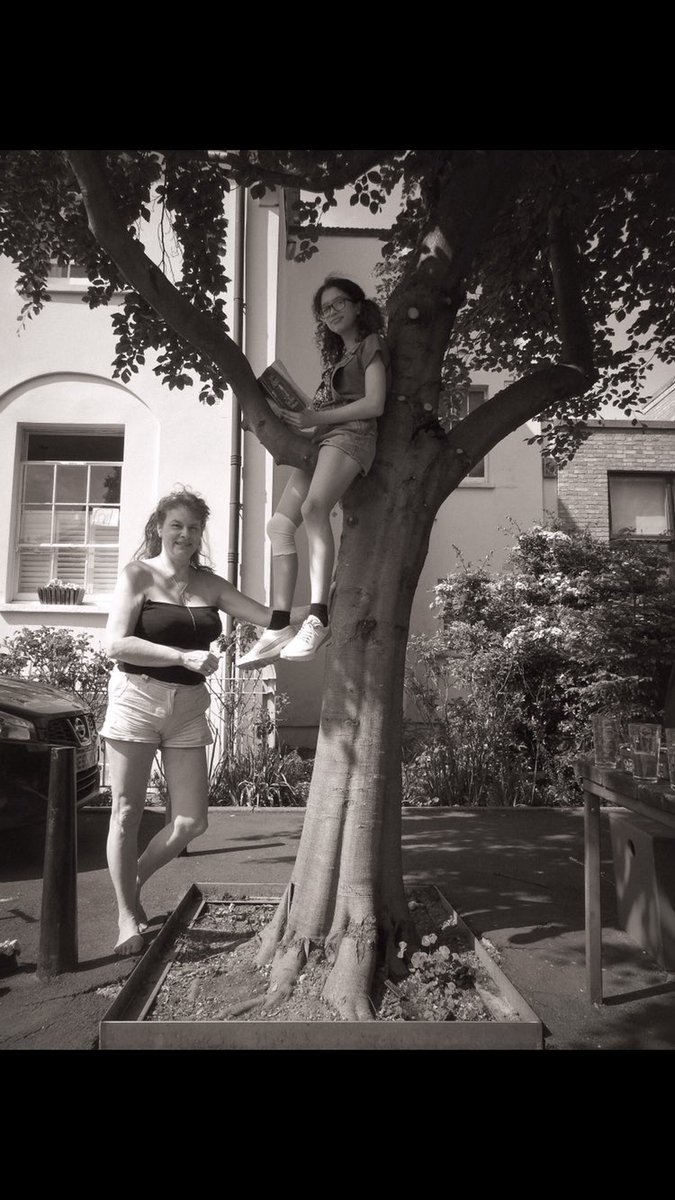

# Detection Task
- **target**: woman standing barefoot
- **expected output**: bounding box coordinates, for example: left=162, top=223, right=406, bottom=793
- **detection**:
left=100, top=487, right=279, bottom=955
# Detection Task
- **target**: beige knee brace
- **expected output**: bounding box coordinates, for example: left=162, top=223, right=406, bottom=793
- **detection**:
left=267, top=511, right=298, bottom=556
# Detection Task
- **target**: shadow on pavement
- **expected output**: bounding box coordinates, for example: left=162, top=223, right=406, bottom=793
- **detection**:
left=186, top=841, right=288, bottom=857
left=401, top=808, right=616, bottom=941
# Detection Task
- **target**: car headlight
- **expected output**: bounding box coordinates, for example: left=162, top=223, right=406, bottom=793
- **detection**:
left=0, top=711, right=37, bottom=742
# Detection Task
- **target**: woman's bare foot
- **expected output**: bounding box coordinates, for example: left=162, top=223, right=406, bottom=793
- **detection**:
left=114, top=916, right=144, bottom=956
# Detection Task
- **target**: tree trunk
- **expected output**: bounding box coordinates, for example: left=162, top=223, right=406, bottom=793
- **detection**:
left=257, top=427, right=443, bottom=1019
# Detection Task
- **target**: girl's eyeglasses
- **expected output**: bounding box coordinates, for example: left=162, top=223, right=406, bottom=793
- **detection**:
left=319, top=296, right=352, bottom=320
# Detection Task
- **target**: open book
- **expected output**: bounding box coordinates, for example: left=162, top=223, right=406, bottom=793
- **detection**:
left=258, top=359, right=313, bottom=416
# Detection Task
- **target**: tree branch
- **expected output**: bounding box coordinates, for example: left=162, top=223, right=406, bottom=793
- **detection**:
left=434, top=363, right=590, bottom=506
left=548, top=208, right=596, bottom=376
left=62, top=150, right=318, bottom=472
left=385, top=151, right=525, bottom=416
left=410, top=166, right=597, bottom=504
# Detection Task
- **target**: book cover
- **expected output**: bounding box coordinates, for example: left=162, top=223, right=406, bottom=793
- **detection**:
left=258, top=360, right=312, bottom=415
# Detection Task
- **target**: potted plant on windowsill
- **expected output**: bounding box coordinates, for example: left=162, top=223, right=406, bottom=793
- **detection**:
left=37, top=579, right=85, bottom=605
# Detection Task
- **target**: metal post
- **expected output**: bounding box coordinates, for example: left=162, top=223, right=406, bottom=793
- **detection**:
left=37, top=746, right=78, bottom=980
left=584, top=784, right=603, bottom=1005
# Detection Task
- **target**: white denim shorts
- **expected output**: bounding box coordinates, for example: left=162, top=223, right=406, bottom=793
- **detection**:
left=100, top=667, right=213, bottom=748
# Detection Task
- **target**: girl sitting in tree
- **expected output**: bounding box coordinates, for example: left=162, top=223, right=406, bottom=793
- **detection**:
left=237, top=275, right=390, bottom=667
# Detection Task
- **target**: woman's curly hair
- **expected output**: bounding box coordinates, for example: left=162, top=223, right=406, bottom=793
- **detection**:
left=135, top=486, right=213, bottom=571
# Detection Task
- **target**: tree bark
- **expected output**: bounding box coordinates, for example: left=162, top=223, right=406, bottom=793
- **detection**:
left=256, top=421, right=442, bottom=1018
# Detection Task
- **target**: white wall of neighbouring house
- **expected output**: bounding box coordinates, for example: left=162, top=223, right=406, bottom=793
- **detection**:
left=410, top=406, right=545, bottom=637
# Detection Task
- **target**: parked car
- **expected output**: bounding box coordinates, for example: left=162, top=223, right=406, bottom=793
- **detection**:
left=0, top=676, right=101, bottom=830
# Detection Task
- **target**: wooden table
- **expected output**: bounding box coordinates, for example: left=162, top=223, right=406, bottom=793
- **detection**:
left=577, top=758, right=675, bottom=1004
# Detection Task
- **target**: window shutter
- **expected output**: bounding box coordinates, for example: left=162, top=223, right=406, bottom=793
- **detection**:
left=91, top=548, right=119, bottom=593
left=55, top=548, right=87, bottom=584
left=18, top=549, right=53, bottom=592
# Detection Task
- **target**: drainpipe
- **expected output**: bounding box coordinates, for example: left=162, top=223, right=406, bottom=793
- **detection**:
left=224, top=184, right=246, bottom=640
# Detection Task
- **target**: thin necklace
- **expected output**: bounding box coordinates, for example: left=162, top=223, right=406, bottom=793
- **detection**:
left=171, top=574, right=197, bottom=632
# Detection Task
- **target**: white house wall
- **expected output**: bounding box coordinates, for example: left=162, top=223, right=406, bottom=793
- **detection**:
left=0, top=188, right=277, bottom=648
left=411, top=405, right=545, bottom=636
left=239, top=194, right=279, bottom=610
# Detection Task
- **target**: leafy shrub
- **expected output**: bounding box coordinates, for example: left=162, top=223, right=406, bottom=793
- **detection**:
left=209, top=745, right=312, bottom=808
left=0, top=625, right=113, bottom=725
left=203, top=629, right=313, bottom=807
left=404, top=525, right=675, bottom=806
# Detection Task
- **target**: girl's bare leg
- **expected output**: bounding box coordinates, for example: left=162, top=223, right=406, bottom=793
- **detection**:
left=301, top=447, right=361, bottom=604
left=271, top=469, right=311, bottom=609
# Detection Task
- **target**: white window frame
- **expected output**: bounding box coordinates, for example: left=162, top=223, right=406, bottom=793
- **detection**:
left=457, top=385, right=492, bottom=488
left=45, top=260, right=128, bottom=298
left=607, top=471, right=675, bottom=544
left=14, top=430, right=124, bottom=601
left=45, top=260, right=89, bottom=294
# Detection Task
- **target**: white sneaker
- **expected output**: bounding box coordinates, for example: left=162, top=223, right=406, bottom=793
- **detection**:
left=236, top=626, right=295, bottom=670
left=279, top=616, right=331, bottom=662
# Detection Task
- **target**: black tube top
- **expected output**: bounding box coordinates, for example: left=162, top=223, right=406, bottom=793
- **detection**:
left=120, top=600, right=222, bottom=686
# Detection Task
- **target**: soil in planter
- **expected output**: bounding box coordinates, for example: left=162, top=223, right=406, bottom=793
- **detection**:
left=146, top=888, right=499, bottom=1024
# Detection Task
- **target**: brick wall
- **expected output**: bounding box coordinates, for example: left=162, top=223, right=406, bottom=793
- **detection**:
left=557, top=423, right=675, bottom=538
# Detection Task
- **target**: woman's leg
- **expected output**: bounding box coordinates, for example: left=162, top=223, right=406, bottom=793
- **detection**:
left=136, top=746, right=209, bottom=888
left=269, top=468, right=312, bottom=610
left=105, top=739, right=157, bottom=954
left=301, top=446, right=361, bottom=604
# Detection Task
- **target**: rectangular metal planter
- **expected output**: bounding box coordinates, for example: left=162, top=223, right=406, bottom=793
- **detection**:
left=100, top=883, right=543, bottom=1050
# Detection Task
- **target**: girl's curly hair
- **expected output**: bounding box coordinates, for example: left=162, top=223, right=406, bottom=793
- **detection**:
left=312, top=275, right=385, bottom=366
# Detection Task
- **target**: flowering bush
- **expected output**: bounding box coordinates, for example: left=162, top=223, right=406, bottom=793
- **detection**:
left=0, top=626, right=113, bottom=725
left=404, top=525, right=675, bottom=806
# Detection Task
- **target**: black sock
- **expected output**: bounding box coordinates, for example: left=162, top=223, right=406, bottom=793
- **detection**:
left=269, top=609, right=291, bottom=630
left=309, top=603, right=329, bottom=627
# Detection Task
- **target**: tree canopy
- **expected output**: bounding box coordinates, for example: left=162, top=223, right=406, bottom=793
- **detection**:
left=2, top=148, right=674, bottom=468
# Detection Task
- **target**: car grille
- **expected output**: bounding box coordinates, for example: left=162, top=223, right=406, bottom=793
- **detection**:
left=76, top=763, right=101, bottom=804
left=44, top=714, right=96, bottom=746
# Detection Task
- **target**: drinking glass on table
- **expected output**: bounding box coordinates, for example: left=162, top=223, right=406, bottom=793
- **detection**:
left=591, top=713, right=622, bottom=768
left=628, top=723, right=662, bottom=782
left=664, top=728, right=675, bottom=791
